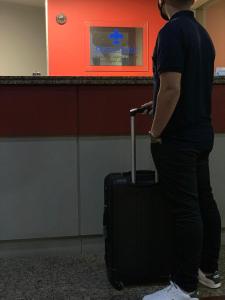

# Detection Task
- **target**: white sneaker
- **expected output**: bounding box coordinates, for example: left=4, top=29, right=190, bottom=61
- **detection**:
left=198, top=269, right=222, bottom=289
left=142, top=281, right=199, bottom=300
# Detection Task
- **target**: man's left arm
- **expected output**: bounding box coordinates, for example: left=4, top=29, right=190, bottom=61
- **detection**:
left=150, top=72, right=181, bottom=138
left=150, top=24, right=184, bottom=139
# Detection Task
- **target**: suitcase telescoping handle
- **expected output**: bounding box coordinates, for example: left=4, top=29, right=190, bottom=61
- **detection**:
left=129, top=107, right=157, bottom=184
left=130, top=107, right=146, bottom=184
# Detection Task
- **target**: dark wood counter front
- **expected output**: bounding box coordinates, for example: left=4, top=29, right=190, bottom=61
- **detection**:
left=0, top=77, right=224, bottom=137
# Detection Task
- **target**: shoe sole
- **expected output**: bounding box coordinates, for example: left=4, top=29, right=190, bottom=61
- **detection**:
left=199, top=278, right=222, bottom=289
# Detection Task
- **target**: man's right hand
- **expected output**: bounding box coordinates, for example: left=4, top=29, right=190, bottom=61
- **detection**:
left=141, top=100, right=153, bottom=115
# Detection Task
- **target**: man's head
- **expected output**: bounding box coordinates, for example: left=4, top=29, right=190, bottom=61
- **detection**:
left=158, top=0, right=195, bottom=21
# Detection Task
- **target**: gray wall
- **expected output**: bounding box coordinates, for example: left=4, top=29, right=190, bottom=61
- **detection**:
left=0, top=138, right=78, bottom=240
left=0, top=135, right=224, bottom=241
left=0, top=1, right=47, bottom=76
left=79, top=136, right=154, bottom=235
left=79, top=134, right=225, bottom=235
left=210, top=134, right=225, bottom=224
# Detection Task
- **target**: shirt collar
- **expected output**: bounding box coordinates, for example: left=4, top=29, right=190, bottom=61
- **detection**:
left=170, top=10, right=194, bottom=20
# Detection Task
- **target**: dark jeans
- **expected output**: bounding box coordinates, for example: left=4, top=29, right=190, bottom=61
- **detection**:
left=151, top=139, right=221, bottom=292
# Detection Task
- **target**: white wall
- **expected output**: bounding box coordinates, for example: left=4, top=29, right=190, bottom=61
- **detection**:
left=0, top=138, right=78, bottom=240
left=210, top=134, right=225, bottom=226
left=0, top=135, right=224, bottom=241
left=79, top=135, right=225, bottom=235
left=0, top=1, right=47, bottom=75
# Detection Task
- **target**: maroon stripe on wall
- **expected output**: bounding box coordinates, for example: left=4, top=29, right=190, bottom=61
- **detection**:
left=0, top=84, right=224, bottom=137
left=78, top=85, right=153, bottom=135
left=212, top=85, right=225, bottom=133
left=78, top=84, right=225, bottom=135
left=0, top=85, right=78, bottom=137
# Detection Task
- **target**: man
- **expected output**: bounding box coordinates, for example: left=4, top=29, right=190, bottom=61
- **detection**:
left=141, top=0, right=222, bottom=299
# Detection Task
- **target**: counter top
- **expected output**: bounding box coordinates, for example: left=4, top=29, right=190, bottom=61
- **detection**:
left=0, top=76, right=225, bottom=85
left=0, top=76, right=152, bottom=85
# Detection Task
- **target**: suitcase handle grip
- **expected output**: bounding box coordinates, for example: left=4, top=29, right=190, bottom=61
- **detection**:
left=130, top=107, right=149, bottom=116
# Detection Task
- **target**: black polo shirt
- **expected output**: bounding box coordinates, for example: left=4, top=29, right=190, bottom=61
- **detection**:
left=152, top=10, right=215, bottom=149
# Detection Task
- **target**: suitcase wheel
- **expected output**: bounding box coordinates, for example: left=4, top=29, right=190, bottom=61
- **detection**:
left=112, top=280, right=124, bottom=291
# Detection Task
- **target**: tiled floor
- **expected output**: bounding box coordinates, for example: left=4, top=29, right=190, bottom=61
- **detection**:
left=0, top=246, right=224, bottom=299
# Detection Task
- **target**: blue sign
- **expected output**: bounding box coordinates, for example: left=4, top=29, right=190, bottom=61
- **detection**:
left=108, top=29, right=124, bottom=45
left=94, top=28, right=136, bottom=55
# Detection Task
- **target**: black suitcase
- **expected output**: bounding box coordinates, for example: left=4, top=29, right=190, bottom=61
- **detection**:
left=103, top=107, right=172, bottom=290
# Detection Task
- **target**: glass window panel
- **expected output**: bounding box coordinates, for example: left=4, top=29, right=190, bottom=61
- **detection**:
left=90, top=27, right=143, bottom=66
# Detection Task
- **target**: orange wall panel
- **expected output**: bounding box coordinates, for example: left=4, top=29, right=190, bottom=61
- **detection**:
left=47, top=0, right=165, bottom=76
left=205, top=0, right=225, bottom=69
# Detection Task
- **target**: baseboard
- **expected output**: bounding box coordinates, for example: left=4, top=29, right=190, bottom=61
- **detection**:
left=0, top=231, right=224, bottom=258
left=0, top=235, right=104, bottom=258
left=221, top=229, right=225, bottom=245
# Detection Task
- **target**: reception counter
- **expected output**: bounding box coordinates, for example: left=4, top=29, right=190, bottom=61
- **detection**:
left=0, top=76, right=224, bottom=242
